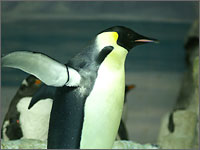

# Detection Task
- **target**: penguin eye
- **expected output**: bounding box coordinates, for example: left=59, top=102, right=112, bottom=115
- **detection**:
left=127, top=33, right=134, bottom=38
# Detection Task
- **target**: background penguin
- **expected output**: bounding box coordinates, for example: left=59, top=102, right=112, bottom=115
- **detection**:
left=1, top=75, right=53, bottom=141
left=2, top=26, right=157, bottom=149
left=118, top=84, right=135, bottom=140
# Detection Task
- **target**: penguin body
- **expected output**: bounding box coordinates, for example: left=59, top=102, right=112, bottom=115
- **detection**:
left=1, top=75, right=41, bottom=140
left=47, top=44, right=116, bottom=148
left=2, top=26, right=157, bottom=148
left=47, top=31, right=131, bottom=148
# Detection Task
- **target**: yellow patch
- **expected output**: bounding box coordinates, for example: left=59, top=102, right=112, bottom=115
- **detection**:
left=96, top=32, right=119, bottom=51
left=111, top=32, right=118, bottom=42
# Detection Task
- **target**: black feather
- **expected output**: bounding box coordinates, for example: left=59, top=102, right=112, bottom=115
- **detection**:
left=28, top=84, right=56, bottom=109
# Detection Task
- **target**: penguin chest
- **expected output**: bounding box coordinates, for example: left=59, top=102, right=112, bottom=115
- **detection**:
left=17, top=97, right=52, bottom=141
left=80, top=63, right=125, bottom=148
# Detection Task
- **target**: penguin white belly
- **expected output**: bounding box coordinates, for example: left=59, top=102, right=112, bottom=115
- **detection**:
left=80, top=58, right=125, bottom=148
left=17, top=97, right=53, bottom=141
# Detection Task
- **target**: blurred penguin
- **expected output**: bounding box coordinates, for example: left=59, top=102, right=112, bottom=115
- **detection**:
left=1, top=75, right=53, bottom=141
left=117, top=84, right=135, bottom=140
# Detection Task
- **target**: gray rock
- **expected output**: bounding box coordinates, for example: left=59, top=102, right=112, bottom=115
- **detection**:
left=112, top=140, right=159, bottom=149
left=1, top=139, right=160, bottom=149
left=1, top=139, right=47, bottom=149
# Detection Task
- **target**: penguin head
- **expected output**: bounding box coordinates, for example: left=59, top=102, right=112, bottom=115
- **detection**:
left=18, top=75, right=42, bottom=96
left=96, top=26, right=158, bottom=51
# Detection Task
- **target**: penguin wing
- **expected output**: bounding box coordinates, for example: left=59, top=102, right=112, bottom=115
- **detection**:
left=28, top=84, right=56, bottom=109
left=2, top=51, right=81, bottom=87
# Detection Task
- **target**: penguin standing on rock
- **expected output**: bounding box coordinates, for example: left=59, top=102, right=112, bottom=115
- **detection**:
left=1, top=75, right=53, bottom=141
left=2, top=26, right=158, bottom=149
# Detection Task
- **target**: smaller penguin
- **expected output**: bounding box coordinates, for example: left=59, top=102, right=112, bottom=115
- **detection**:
left=1, top=75, right=53, bottom=141
left=118, top=84, right=135, bottom=140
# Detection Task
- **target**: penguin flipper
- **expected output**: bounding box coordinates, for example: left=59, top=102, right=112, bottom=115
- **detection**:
left=2, top=51, right=81, bottom=87
left=28, top=84, right=56, bottom=109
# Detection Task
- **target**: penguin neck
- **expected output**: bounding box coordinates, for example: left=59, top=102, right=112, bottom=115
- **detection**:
left=102, top=46, right=128, bottom=70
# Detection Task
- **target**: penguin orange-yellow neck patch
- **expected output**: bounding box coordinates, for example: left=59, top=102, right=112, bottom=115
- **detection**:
left=96, top=32, right=119, bottom=51
left=111, top=32, right=118, bottom=42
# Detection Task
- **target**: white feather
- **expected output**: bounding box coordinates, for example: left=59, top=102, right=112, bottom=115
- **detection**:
left=16, top=97, right=52, bottom=141
left=2, top=51, right=81, bottom=87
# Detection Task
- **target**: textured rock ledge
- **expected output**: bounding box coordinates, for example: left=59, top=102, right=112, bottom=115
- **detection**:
left=1, top=139, right=47, bottom=149
left=1, top=139, right=159, bottom=149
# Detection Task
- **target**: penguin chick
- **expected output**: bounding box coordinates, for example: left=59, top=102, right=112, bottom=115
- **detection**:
left=1, top=75, right=53, bottom=141
left=2, top=26, right=158, bottom=149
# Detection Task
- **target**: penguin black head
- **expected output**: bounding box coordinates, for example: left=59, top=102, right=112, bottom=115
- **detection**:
left=97, top=26, right=158, bottom=51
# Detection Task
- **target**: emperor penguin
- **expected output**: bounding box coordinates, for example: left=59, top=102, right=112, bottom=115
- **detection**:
left=118, top=84, right=135, bottom=140
left=2, top=26, right=158, bottom=149
left=1, top=75, right=54, bottom=141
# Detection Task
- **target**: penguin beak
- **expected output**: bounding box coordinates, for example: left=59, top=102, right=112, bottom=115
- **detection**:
left=134, top=38, right=159, bottom=43
left=126, top=84, right=135, bottom=93
left=127, top=84, right=135, bottom=90
left=122, top=30, right=159, bottom=50
left=128, top=34, right=159, bottom=49
left=35, top=79, right=41, bottom=85
left=133, top=33, right=159, bottom=44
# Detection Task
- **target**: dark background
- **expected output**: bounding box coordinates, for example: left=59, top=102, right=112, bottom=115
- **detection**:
left=1, top=1, right=199, bottom=143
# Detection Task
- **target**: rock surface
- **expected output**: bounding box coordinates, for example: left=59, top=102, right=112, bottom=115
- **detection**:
left=1, top=139, right=47, bottom=149
left=1, top=139, right=159, bottom=149
left=112, top=140, right=159, bottom=149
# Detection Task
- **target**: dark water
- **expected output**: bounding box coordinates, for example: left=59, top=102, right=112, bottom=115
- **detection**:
left=1, top=19, right=190, bottom=86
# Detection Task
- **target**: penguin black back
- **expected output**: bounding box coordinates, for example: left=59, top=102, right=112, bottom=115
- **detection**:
left=48, top=45, right=114, bottom=148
